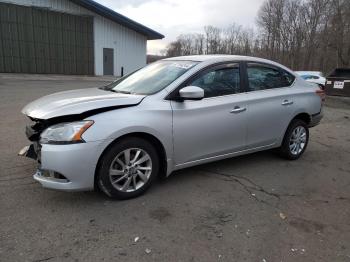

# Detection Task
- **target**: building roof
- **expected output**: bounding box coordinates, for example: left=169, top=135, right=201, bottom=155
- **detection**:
left=70, top=0, right=164, bottom=40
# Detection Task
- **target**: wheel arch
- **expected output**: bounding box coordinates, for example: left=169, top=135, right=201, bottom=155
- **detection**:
left=278, top=112, right=311, bottom=147
left=278, top=114, right=310, bottom=160
left=94, top=132, right=168, bottom=190
left=291, top=112, right=311, bottom=125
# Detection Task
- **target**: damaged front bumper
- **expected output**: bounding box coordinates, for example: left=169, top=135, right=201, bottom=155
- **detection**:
left=19, top=118, right=110, bottom=191
left=18, top=143, right=40, bottom=160
left=19, top=141, right=108, bottom=191
left=33, top=168, right=70, bottom=189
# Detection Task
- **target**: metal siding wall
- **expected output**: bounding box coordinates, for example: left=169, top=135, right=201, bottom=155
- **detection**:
left=2, top=0, right=148, bottom=76
left=0, top=2, right=94, bottom=74
left=94, top=16, right=147, bottom=76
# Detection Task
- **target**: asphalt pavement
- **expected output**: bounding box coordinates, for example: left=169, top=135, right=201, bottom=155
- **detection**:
left=0, top=75, right=349, bottom=262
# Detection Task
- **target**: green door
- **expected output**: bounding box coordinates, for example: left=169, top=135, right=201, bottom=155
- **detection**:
left=0, top=2, right=94, bottom=75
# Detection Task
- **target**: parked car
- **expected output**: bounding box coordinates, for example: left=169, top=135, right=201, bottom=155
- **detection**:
left=295, top=71, right=326, bottom=88
left=324, top=68, right=350, bottom=97
left=19, top=55, right=324, bottom=199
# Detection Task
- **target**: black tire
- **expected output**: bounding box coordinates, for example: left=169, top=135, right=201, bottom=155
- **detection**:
left=97, top=137, right=159, bottom=199
left=318, top=84, right=325, bottom=90
left=278, top=119, right=309, bottom=160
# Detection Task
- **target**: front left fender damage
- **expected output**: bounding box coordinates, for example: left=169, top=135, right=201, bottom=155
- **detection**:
left=20, top=102, right=142, bottom=162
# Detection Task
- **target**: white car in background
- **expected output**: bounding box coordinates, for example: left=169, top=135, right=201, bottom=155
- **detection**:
left=295, top=71, right=326, bottom=88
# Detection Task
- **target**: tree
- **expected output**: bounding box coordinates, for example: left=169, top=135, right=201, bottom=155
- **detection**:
left=165, top=0, right=350, bottom=73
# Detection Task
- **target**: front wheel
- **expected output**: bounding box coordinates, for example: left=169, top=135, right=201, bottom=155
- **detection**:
left=97, top=137, right=159, bottom=199
left=278, top=119, right=309, bottom=160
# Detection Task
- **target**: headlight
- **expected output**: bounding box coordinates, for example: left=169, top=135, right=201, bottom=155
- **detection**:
left=40, top=120, right=94, bottom=144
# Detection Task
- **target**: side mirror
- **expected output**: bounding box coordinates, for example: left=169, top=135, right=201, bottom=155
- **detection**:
left=178, top=86, right=204, bottom=100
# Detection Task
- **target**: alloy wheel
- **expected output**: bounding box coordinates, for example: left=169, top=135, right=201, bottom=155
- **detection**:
left=289, top=126, right=307, bottom=155
left=109, top=148, right=152, bottom=192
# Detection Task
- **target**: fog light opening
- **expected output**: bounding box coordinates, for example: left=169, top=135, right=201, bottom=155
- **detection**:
left=39, top=169, right=69, bottom=182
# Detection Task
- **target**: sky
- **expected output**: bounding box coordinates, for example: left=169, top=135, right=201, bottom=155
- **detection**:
left=95, top=0, right=263, bottom=55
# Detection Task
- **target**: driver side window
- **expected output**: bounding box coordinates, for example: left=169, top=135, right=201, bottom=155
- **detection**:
left=189, top=65, right=240, bottom=98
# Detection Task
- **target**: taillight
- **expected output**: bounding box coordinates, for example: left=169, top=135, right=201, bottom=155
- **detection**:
left=316, top=88, right=325, bottom=102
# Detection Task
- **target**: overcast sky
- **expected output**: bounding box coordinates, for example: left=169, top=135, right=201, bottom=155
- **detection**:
left=95, top=0, right=263, bottom=55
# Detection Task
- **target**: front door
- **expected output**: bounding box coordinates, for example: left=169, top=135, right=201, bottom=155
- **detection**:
left=103, top=48, right=114, bottom=75
left=171, top=63, right=248, bottom=166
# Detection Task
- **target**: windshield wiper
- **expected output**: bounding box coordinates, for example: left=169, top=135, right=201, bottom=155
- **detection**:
left=110, top=89, right=132, bottom=94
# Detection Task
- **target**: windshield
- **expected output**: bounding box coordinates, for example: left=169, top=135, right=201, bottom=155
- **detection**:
left=104, top=60, right=198, bottom=95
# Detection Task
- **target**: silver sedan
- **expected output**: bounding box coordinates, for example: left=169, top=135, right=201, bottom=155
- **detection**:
left=20, top=55, right=324, bottom=199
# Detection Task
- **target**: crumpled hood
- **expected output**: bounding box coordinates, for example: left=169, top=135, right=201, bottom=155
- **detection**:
left=22, top=87, right=145, bottom=119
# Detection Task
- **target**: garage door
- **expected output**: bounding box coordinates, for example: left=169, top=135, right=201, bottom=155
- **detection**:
left=0, top=3, right=94, bottom=75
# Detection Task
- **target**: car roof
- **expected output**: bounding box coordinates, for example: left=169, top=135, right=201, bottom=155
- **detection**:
left=295, top=71, right=323, bottom=76
left=165, top=55, right=272, bottom=63
left=163, top=55, right=295, bottom=75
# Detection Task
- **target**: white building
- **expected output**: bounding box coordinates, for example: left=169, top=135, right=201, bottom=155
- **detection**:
left=0, top=0, right=164, bottom=76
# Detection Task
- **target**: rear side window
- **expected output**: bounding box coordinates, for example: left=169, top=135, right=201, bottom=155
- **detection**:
left=190, top=65, right=240, bottom=98
left=247, top=63, right=295, bottom=91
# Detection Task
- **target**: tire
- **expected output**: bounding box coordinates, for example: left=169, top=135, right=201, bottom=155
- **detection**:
left=97, top=137, right=159, bottom=199
left=278, top=119, right=309, bottom=160
left=318, top=84, right=325, bottom=90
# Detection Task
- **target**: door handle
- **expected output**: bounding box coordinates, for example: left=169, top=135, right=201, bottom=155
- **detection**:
left=281, top=100, right=293, bottom=106
left=230, top=106, right=246, bottom=113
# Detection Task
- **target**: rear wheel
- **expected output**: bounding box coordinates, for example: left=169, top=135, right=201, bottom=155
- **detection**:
left=279, top=119, right=309, bottom=160
left=97, top=137, right=159, bottom=199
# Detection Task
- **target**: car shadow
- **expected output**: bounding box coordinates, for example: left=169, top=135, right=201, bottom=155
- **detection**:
left=39, top=150, right=281, bottom=204
left=161, top=150, right=279, bottom=183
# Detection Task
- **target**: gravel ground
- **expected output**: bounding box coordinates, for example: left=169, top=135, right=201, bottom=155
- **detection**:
left=0, top=77, right=349, bottom=262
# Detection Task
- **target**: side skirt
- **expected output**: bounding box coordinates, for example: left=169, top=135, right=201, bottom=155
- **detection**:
left=172, top=143, right=277, bottom=172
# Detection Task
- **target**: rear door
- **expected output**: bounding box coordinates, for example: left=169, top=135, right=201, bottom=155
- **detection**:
left=243, top=62, right=296, bottom=148
left=170, top=62, right=248, bottom=165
